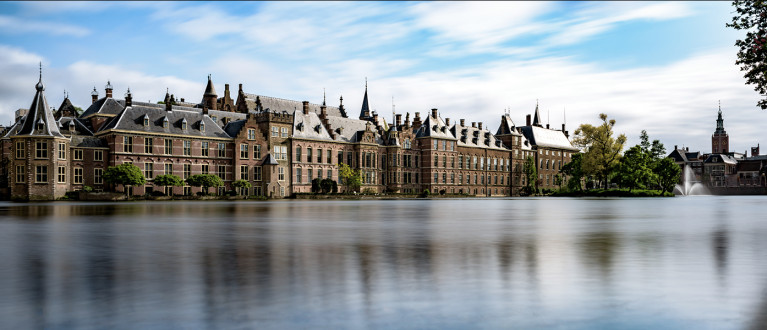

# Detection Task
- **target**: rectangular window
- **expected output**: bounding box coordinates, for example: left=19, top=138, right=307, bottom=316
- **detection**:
left=433, top=140, right=438, bottom=150
left=240, top=165, right=248, bottom=180
left=254, top=166, right=262, bottom=181
left=16, top=165, right=24, bottom=183
left=327, top=150, right=332, bottom=164
left=141, top=138, right=152, bottom=154
left=443, top=173, right=447, bottom=184
left=15, top=141, right=25, bottom=159
left=254, top=145, right=261, bottom=160
left=317, top=168, right=322, bottom=179
left=278, top=167, right=284, bottom=181
left=183, top=164, right=191, bottom=179
left=442, top=140, right=446, bottom=151
left=183, top=140, right=191, bottom=156
left=434, top=173, right=438, bottom=183
left=218, top=143, right=226, bottom=158
left=165, top=163, right=173, bottom=175
left=123, top=136, right=133, bottom=153
left=218, top=165, right=226, bottom=180
left=247, top=128, right=256, bottom=140
left=338, top=151, right=343, bottom=164
left=94, top=150, right=103, bottom=161
left=74, top=167, right=83, bottom=184
left=347, top=152, right=352, bottom=166
left=308, top=168, right=313, bottom=182
left=35, top=141, right=48, bottom=159
left=144, top=163, right=154, bottom=179
left=240, top=144, right=249, bottom=159
left=58, top=143, right=66, bottom=160
left=296, top=168, right=302, bottom=183
left=434, top=155, right=438, bottom=167
left=281, top=146, right=287, bottom=160
left=317, top=149, right=323, bottom=163
left=443, top=155, right=447, bottom=168
left=327, top=169, right=332, bottom=181
left=271, top=126, right=279, bottom=137
left=57, top=166, right=66, bottom=183
left=307, top=148, right=313, bottom=163
left=94, top=168, right=103, bottom=184
left=201, top=164, right=209, bottom=174
left=281, top=127, right=288, bottom=138
left=164, top=139, right=173, bottom=155
left=34, top=165, right=48, bottom=183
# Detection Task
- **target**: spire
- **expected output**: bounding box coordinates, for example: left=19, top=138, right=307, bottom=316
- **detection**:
left=716, top=101, right=725, bottom=133
left=359, top=79, right=370, bottom=120
left=204, top=74, right=217, bottom=96
left=18, top=67, right=64, bottom=137
left=323, top=88, right=326, bottom=106
left=532, top=99, right=542, bottom=127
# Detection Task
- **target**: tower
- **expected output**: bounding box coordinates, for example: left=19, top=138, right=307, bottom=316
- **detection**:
left=359, top=79, right=371, bottom=120
left=712, top=102, right=729, bottom=154
left=10, top=64, right=70, bottom=200
left=202, top=74, right=218, bottom=110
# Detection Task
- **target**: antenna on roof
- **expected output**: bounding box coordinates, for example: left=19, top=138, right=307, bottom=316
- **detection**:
left=323, top=88, right=326, bottom=106
left=564, top=106, right=566, bottom=126
left=39, top=62, right=42, bottom=80
left=547, top=108, right=550, bottom=126
left=392, top=95, right=395, bottom=124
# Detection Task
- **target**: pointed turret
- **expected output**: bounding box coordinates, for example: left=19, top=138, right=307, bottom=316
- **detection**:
left=532, top=99, right=542, bottom=127
left=202, top=74, right=218, bottom=110
left=715, top=101, right=725, bottom=133
left=17, top=64, right=64, bottom=137
left=55, top=94, right=77, bottom=119
left=359, top=79, right=371, bottom=120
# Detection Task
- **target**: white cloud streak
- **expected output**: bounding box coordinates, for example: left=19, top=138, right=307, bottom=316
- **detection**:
left=0, top=15, right=90, bottom=37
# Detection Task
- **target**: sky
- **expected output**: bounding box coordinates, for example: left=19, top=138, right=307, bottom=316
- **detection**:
left=0, top=1, right=763, bottom=154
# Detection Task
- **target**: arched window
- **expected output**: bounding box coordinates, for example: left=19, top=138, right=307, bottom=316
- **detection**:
left=296, top=146, right=302, bottom=162
left=404, top=138, right=411, bottom=149
left=200, top=122, right=205, bottom=132
left=163, top=117, right=169, bottom=128
left=181, top=119, right=188, bottom=130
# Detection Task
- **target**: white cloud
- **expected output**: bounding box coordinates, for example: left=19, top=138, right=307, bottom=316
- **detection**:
left=0, top=15, right=90, bottom=37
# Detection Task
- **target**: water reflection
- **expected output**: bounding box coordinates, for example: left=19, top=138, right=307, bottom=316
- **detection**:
left=1, top=198, right=767, bottom=329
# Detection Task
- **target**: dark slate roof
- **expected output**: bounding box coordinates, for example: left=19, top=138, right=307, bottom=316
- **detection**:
left=99, top=106, right=230, bottom=139
left=496, top=114, right=521, bottom=136
left=359, top=86, right=370, bottom=119
left=415, top=113, right=457, bottom=140
left=16, top=78, right=64, bottom=137
left=204, top=75, right=217, bottom=97
left=704, top=154, right=737, bottom=165
left=58, top=117, right=94, bottom=136
left=453, top=123, right=507, bottom=150
left=243, top=94, right=346, bottom=118
left=71, top=136, right=107, bottom=148
left=669, top=148, right=689, bottom=162
left=262, top=154, right=279, bottom=165
left=532, top=103, right=542, bottom=127
left=223, top=119, right=246, bottom=137
left=55, top=97, right=78, bottom=118
left=518, top=125, right=578, bottom=151
left=737, top=160, right=762, bottom=172
left=207, top=110, right=246, bottom=128
left=293, top=111, right=334, bottom=141
left=80, top=97, right=125, bottom=118
left=1, top=120, right=21, bottom=138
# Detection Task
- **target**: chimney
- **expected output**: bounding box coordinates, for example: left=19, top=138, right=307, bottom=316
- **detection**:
left=202, top=105, right=209, bottom=115
left=526, top=114, right=531, bottom=126
left=396, top=114, right=402, bottom=127
left=413, top=112, right=422, bottom=127
left=686, top=147, right=689, bottom=151
left=562, top=123, right=565, bottom=132
left=239, top=83, right=243, bottom=92
left=471, top=122, right=476, bottom=128
left=302, top=101, right=309, bottom=114
left=460, top=119, right=465, bottom=126
left=166, top=95, right=174, bottom=111
left=373, top=113, right=379, bottom=124
left=124, top=89, right=132, bottom=107
left=431, top=108, right=438, bottom=118
left=91, top=87, right=98, bottom=104
left=675, top=145, right=678, bottom=150
left=105, top=81, right=113, bottom=98
left=405, top=112, right=410, bottom=127
left=752, top=144, right=760, bottom=157
left=445, top=118, right=450, bottom=126
left=546, top=124, right=550, bottom=129
left=320, top=104, right=327, bottom=118
left=180, top=98, right=185, bottom=103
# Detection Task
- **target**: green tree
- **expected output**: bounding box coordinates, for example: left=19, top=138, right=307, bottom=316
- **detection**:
left=153, top=174, right=184, bottom=195
left=522, top=156, right=538, bottom=195
left=572, top=113, right=627, bottom=189
left=727, top=1, right=767, bottom=109
left=339, top=163, right=361, bottom=193
left=615, top=145, right=655, bottom=192
left=231, top=179, right=252, bottom=195
left=103, top=163, right=145, bottom=194
left=311, top=178, right=321, bottom=193
left=320, top=178, right=335, bottom=194
left=185, top=174, right=224, bottom=195
left=560, top=153, right=584, bottom=192
left=655, top=157, right=682, bottom=194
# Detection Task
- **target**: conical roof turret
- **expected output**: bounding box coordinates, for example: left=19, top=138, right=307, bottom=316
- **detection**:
left=204, top=74, right=217, bottom=96
left=18, top=64, right=64, bottom=137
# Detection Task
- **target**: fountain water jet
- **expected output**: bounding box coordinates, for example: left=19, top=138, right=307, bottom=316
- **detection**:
left=673, top=165, right=710, bottom=196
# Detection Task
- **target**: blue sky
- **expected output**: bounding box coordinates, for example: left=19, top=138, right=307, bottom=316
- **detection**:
left=0, top=1, right=762, bottom=154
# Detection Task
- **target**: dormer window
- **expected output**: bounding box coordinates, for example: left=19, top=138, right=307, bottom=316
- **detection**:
left=200, top=122, right=205, bottom=132
left=441, top=126, right=446, bottom=133
left=181, top=119, right=188, bottom=130
left=296, top=123, right=304, bottom=131
left=211, top=116, right=217, bottom=123
left=68, top=121, right=76, bottom=132
left=432, top=125, right=438, bottom=131
left=143, top=115, right=149, bottom=127
left=163, top=117, right=169, bottom=128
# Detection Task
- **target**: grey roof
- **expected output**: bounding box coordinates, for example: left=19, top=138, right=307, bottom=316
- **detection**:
left=71, top=136, right=107, bottom=148
left=323, top=115, right=382, bottom=144
left=55, top=97, right=77, bottom=118
left=244, top=94, right=346, bottom=118
left=1, top=120, right=21, bottom=138
left=99, top=106, right=230, bottom=139
left=204, top=75, right=217, bottom=97
left=415, top=113, right=457, bottom=140
left=81, top=97, right=125, bottom=118
left=359, top=86, right=370, bottom=119
left=496, top=114, right=521, bottom=136
left=208, top=110, right=246, bottom=128
left=262, top=154, right=279, bottom=165
left=518, top=125, right=578, bottom=151
left=532, top=103, right=542, bottom=127
left=704, top=154, right=737, bottom=165
left=453, top=123, right=507, bottom=150
left=16, top=78, right=64, bottom=137
left=292, top=111, right=334, bottom=141
left=223, top=119, right=246, bottom=137
left=58, top=117, right=94, bottom=136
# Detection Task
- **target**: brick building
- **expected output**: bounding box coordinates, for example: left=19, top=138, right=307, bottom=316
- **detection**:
left=1, top=72, right=579, bottom=200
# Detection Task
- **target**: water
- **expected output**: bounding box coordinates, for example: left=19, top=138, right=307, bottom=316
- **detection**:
left=1, top=197, right=766, bottom=329
left=674, top=165, right=709, bottom=196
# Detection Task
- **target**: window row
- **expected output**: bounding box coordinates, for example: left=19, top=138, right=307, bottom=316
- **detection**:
left=121, top=136, right=226, bottom=157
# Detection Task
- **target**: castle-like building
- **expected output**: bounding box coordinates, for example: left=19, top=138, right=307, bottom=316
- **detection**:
left=0, top=71, right=577, bottom=200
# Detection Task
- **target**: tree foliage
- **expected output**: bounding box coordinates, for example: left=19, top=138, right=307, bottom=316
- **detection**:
left=560, top=152, right=584, bottom=192
left=186, top=174, right=224, bottom=194
left=103, top=163, right=145, bottom=192
left=616, top=145, right=655, bottom=192
left=339, top=163, right=361, bottom=193
left=153, top=174, right=184, bottom=187
left=522, top=156, right=538, bottom=195
left=655, top=157, right=682, bottom=194
left=572, top=113, right=627, bottom=189
left=231, top=179, right=252, bottom=195
left=727, top=1, right=767, bottom=109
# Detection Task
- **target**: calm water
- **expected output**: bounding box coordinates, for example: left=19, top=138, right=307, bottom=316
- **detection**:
left=1, top=197, right=766, bottom=329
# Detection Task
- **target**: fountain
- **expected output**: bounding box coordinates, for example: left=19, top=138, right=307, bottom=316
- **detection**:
left=673, top=165, right=710, bottom=196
